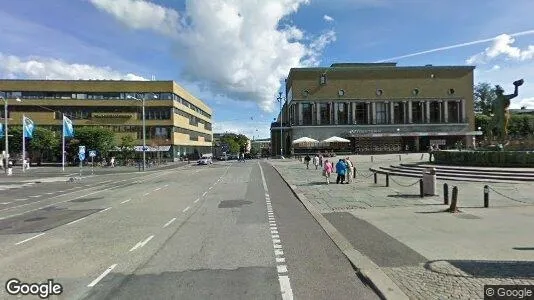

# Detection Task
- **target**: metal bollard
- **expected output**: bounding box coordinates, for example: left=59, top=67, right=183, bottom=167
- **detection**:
left=386, top=174, right=389, bottom=187
left=443, top=183, right=449, bottom=205
left=371, top=156, right=374, bottom=163
left=484, top=185, right=489, bottom=208
left=374, top=172, right=377, bottom=184
left=399, top=154, right=401, bottom=161
left=420, top=153, right=424, bottom=160
left=419, top=179, right=423, bottom=198
left=450, top=186, right=458, bottom=212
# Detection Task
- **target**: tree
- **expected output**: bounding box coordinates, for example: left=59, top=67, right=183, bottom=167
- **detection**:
left=29, top=127, right=61, bottom=163
left=66, top=126, right=116, bottom=161
left=119, top=135, right=136, bottom=162
left=474, top=82, right=497, bottom=115
left=0, top=127, right=23, bottom=156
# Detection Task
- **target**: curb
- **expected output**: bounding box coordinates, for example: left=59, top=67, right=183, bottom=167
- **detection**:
left=269, top=163, right=409, bottom=300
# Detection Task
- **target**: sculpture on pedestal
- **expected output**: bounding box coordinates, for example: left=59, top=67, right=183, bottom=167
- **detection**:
left=492, top=79, right=524, bottom=139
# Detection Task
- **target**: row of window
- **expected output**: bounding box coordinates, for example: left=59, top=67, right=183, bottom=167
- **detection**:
left=173, top=127, right=213, bottom=142
left=1, top=91, right=211, bottom=119
left=173, top=108, right=212, bottom=130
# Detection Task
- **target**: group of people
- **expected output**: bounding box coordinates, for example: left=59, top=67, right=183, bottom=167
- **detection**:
left=304, top=154, right=355, bottom=185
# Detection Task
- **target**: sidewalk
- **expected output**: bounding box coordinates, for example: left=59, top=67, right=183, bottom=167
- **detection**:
left=269, top=154, right=534, bottom=299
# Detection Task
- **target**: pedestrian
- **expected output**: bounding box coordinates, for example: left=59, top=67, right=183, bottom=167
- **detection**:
left=110, top=157, right=115, bottom=168
left=323, top=159, right=333, bottom=184
left=345, top=157, right=354, bottom=184
left=313, top=154, right=319, bottom=170
left=319, top=153, right=323, bottom=167
left=335, top=159, right=347, bottom=184
left=304, top=154, right=311, bottom=169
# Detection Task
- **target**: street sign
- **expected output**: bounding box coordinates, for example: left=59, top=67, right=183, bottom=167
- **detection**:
left=89, top=150, right=96, bottom=157
left=79, top=146, right=86, bottom=154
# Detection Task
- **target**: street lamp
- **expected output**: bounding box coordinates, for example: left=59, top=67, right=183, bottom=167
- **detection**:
left=276, top=92, right=284, bottom=157
left=127, top=93, right=158, bottom=171
left=1, top=93, right=21, bottom=173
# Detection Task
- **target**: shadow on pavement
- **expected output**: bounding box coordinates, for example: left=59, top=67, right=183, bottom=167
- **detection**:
left=425, top=260, right=534, bottom=279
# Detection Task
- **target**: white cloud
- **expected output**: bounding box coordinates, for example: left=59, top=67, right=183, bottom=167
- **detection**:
left=213, top=120, right=271, bottom=139
left=491, top=65, right=501, bottom=70
left=0, top=52, right=147, bottom=80
left=90, top=0, right=336, bottom=112
left=323, top=14, right=334, bottom=22
left=466, top=34, right=534, bottom=64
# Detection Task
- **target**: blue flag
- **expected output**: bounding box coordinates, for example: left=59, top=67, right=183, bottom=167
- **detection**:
left=23, top=115, right=35, bottom=138
left=0, top=123, right=3, bottom=138
left=63, top=115, right=74, bottom=137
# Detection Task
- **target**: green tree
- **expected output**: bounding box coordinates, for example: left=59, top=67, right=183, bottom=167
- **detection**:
left=119, top=135, right=136, bottom=161
left=474, top=82, right=497, bottom=115
left=1, top=127, right=23, bottom=156
left=66, top=126, right=116, bottom=161
left=29, top=127, right=61, bottom=163
left=220, top=133, right=250, bottom=154
left=475, top=114, right=491, bottom=137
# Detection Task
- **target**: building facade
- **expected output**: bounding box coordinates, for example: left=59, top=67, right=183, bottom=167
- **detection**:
left=0, top=80, right=212, bottom=160
left=271, top=63, right=479, bottom=155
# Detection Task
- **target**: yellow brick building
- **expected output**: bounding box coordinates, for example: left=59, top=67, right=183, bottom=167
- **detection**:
left=0, top=79, right=212, bottom=160
left=271, top=63, right=479, bottom=155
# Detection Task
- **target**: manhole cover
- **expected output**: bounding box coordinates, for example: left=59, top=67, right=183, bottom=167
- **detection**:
left=218, top=200, right=252, bottom=208
left=25, top=217, right=46, bottom=222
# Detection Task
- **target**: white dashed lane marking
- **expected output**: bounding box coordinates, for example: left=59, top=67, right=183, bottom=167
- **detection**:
left=183, top=206, right=190, bottom=213
left=258, top=162, right=294, bottom=300
left=120, top=199, right=131, bottom=204
left=15, top=233, right=46, bottom=245
left=163, top=218, right=176, bottom=228
left=194, top=198, right=200, bottom=203
left=129, top=235, right=154, bottom=252
left=88, top=264, right=117, bottom=287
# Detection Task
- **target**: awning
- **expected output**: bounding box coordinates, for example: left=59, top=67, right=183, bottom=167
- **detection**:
left=323, top=136, right=351, bottom=143
left=292, top=137, right=319, bottom=144
left=134, top=146, right=171, bottom=152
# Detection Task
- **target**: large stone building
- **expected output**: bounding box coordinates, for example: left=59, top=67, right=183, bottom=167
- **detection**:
left=271, top=63, right=479, bottom=155
left=0, top=79, right=212, bottom=160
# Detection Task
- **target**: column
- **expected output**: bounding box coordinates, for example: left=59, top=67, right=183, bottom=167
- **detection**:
left=329, top=102, right=333, bottom=124
left=298, top=102, right=303, bottom=125
left=316, top=102, right=321, bottom=125
left=408, top=101, right=413, bottom=124
left=366, top=102, right=371, bottom=124
left=390, top=101, right=395, bottom=124
left=443, top=100, right=449, bottom=123
left=403, top=101, right=407, bottom=124
left=461, top=99, right=466, bottom=122
left=456, top=100, right=461, bottom=123
left=334, top=102, right=339, bottom=125
left=371, top=102, right=376, bottom=125
left=425, top=101, right=430, bottom=123
left=351, top=102, right=356, bottom=124
left=312, top=102, right=316, bottom=125
left=346, top=102, right=350, bottom=124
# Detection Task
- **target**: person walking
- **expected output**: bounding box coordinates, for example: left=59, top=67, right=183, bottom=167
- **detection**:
left=313, top=154, right=319, bottom=170
left=304, top=154, right=311, bottom=169
left=335, top=159, right=347, bottom=184
left=345, top=157, right=354, bottom=184
left=323, top=159, right=333, bottom=184
left=319, top=154, right=323, bottom=167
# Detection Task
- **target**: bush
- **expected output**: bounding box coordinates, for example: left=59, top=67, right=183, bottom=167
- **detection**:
left=434, top=150, right=534, bottom=167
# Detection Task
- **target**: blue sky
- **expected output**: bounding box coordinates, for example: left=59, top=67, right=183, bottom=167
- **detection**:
left=1, top=0, right=533, bottom=139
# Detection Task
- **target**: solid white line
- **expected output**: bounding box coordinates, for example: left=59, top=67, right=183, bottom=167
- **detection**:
left=163, top=217, right=176, bottom=228
left=66, top=216, right=88, bottom=226
left=0, top=202, right=11, bottom=205
left=120, top=199, right=131, bottom=204
left=99, top=207, right=112, bottom=213
left=14, top=199, right=28, bottom=202
left=183, top=206, right=190, bottom=213
left=279, top=275, right=294, bottom=300
left=15, top=233, right=46, bottom=245
left=143, top=192, right=150, bottom=196
left=194, top=198, right=200, bottom=203
left=153, top=187, right=161, bottom=191
left=29, top=195, right=42, bottom=198
left=277, top=265, right=288, bottom=273
left=87, top=264, right=117, bottom=287
left=46, top=192, right=54, bottom=195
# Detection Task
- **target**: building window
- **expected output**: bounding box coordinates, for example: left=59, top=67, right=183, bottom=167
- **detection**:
left=302, top=103, right=313, bottom=125
left=448, top=101, right=459, bottom=123
left=375, top=102, right=387, bottom=124
left=393, top=102, right=406, bottom=124
left=337, top=103, right=348, bottom=125
left=355, top=103, right=367, bottom=125
left=412, top=102, right=424, bottom=123
left=430, top=102, right=441, bottom=123
left=319, top=103, right=330, bottom=125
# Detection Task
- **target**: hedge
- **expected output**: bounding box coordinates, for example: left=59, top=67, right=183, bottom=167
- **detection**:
left=434, top=150, right=534, bottom=167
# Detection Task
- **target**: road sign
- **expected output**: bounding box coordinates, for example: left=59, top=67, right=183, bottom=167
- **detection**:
left=79, top=146, right=86, bottom=154
left=79, top=152, right=85, bottom=161
left=89, top=150, right=96, bottom=158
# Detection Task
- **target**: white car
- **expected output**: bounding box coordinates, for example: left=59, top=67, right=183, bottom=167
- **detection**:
left=197, top=156, right=213, bottom=165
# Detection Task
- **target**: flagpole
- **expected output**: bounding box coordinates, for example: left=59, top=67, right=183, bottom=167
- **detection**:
left=22, top=114, right=25, bottom=173
left=62, top=114, right=65, bottom=172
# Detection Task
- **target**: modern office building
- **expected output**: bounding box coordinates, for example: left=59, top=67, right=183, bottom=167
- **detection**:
left=0, top=79, right=212, bottom=160
left=271, top=63, right=480, bottom=155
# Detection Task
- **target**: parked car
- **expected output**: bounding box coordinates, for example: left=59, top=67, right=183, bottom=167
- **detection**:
left=197, top=155, right=213, bottom=165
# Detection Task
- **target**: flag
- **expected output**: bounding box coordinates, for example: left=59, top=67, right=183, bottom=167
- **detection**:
left=0, top=123, right=3, bottom=138
left=63, top=115, right=74, bottom=137
left=23, top=115, right=35, bottom=138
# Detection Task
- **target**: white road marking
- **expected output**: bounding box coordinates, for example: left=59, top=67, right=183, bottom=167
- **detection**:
left=209, top=186, right=212, bottom=190
left=202, top=192, right=207, bottom=197
left=163, top=217, right=177, bottom=228
left=66, top=216, right=88, bottom=226
left=120, top=199, right=131, bottom=204
left=153, top=187, right=161, bottom=191
left=15, top=233, right=46, bottom=245
left=45, top=192, right=55, bottom=195
left=0, top=202, right=11, bottom=205
left=87, top=264, right=117, bottom=287
left=129, top=235, right=154, bottom=252
left=14, top=199, right=28, bottom=202
left=194, top=198, right=200, bottom=203
left=259, top=162, right=294, bottom=300
left=99, top=207, right=112, bottom=213
left=183, top=206, right=190, bottom=213
left=143, top=192, right=150, bottom=196
left=29, top=195, right=42, bottom=198
left=163, top=184, right=169, bottom=187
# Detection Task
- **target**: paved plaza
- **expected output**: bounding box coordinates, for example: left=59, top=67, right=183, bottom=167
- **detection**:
left=269, top=153, right=534, bottom=299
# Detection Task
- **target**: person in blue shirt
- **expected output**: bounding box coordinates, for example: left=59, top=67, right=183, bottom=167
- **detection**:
left=335, top=159, right=347, bottom=184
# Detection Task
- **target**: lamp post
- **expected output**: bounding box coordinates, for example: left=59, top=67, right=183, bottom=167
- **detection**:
left=1, top=94, right=22, bottom=174
left=127, top=93, right=158, bottom=171
left=276, top=92, right=283, bottom=157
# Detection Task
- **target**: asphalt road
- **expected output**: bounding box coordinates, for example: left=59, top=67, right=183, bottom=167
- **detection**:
left=0, top=160, right=378, bottom=300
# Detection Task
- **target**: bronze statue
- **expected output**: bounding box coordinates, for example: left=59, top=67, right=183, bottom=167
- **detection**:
left=492, top=79, right=524, bottom=139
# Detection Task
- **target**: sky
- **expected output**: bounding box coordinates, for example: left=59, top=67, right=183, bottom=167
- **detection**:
left=0, top=0, right=533, bottom=139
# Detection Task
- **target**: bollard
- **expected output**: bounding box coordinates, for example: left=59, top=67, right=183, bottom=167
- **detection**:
left=450, top=186, right=458, bottom=212
left=371, top=156, right=374, bottom=163
left=386, top=174, right=389, bottom=187
left=443, top=183, right=449, bottom=205
left=398, top=154, right=401, bottom=161
left=484, top=185, right=489, bottom=208
left=419, top=179, right=423, bottom=198
left=374, top=172, right=377, bottom=184
left=420, top=153, right=424, bottom=160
